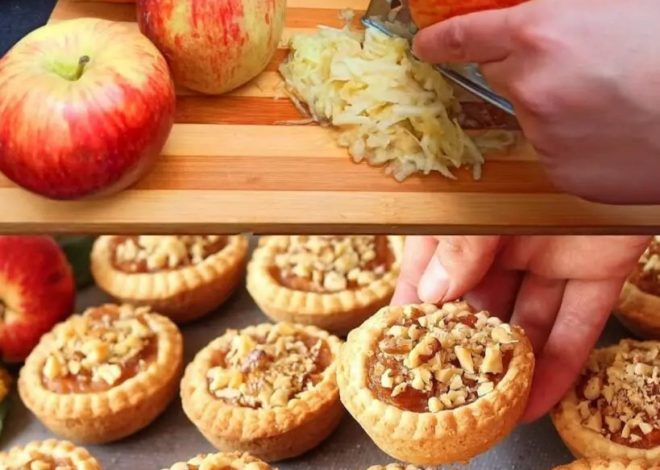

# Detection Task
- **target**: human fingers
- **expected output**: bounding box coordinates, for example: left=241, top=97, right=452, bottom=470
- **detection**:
left=509, top=272, right=566, bottom=353
left=417, top=236, right=501, bottom=303
left=412, top=7, right=515, bottom=65
left=463, top=265, right=524, bottom=322
left=521, top=277, right=624, bottom=423
left=391, top=236, right=438, bottom=305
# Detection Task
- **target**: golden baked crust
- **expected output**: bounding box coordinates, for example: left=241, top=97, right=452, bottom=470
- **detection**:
left=18, top=303, right=184, bottom=444
left=337, top=301, right=535, bottom=465
left=553, top=459, right=660, bottom=469
left=615, top=238, right=660, bottom=340
left=91, top=235, right=249, bottom=324
left=181, top=322, right=344, bottom=462
left=0, top=439, right=102, bottom=470
left=551, top=339, right=660, bottom=462
left=161, top=451, right=273, bottom=470
left=246, top=235, right=404, bottom=336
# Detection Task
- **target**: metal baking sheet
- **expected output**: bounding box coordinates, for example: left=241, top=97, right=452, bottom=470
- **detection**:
left=0, top=238, right=630, bottom=469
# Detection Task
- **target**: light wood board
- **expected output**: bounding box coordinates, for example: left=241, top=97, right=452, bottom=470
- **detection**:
left=0, top=0, right=658, bottom=234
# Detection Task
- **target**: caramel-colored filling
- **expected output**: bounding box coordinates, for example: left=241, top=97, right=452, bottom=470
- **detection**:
left=111, top=235, right=228, bottom=273
left=629, top=237, right=660, bottom=297
left=1, top=453, right=74, bottom=470
left=366, top=303, right=517, bottom=413
left=270, top=235, right=394, bottom=293
left=206, top=324, right=332, bottom=409
left=575, top=339, right=660, bottom=449
left=41, top=304, right=158, bottom=394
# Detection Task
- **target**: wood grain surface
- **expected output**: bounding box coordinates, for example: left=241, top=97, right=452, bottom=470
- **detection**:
left=0, top=0, right=658, bottom=234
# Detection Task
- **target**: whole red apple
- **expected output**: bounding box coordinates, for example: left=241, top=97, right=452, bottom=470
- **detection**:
left=137, top=0, right=286, bottom=95
left=0, top=236, right=76, bottom=363
left=409, top=0, right=530, bottom=28
left=0, top=18, right=176, bottom=200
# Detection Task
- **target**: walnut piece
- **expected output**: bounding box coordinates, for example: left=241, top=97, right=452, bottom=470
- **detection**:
left=576, top=339, right=660, bottom=447
left=42, top=304, right=156, bottom=389
left=370, top=302, right=519, bottom=412
left=272, top=236, right=389, bottom=293
left=115, top=235, right=225, bottom=272
left=638, top=236, right=660, bottom=280
left=172, top=452, right=271, bottom=470
left=206, top=323, right=330, bottom=409
left=2, top=450, right=74, bottom=470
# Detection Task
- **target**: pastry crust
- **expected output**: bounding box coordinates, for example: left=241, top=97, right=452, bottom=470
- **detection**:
left=18, top=304, right=184, bottom=445
left=337, top=302, right=535, bottom=465
left=551, top=340, right=660, bottom=462
left=246, top=235, right=405, bottom=336
left=553, top=459, right=660, bottom=470
left=614, top=281, right=660, bottom=340
left=0, top=439, right=102, bottom=470
left=91, top=235, right=249, bottom=324
left=161, top=451, right=274, bottom=470
left=181, top=322, right=344, bottom=462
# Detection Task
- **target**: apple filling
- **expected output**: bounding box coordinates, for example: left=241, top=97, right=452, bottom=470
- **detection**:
left=629, top=237, right=660, bottom=297
left=0, top=366, right=10, bottom=403
left=111, top=235, right=229, bottom=273
left=269, top=235, right=394, bottom=293
left=41, top=304, right=157, bottom=394
left=168, top=452, right=273, bottom=470
left=367, top=302, right=517, bottom=413
left=206, top=323, right=333, bottom=409
left=0, top=451, right=74, bottom=470
left=575, top=339, right=660, bottom=449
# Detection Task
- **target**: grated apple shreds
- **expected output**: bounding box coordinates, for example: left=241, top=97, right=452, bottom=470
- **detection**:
left=278, top=25, right=485, bottom=181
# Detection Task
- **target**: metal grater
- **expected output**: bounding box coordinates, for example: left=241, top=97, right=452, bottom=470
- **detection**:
left=362, top=0, right=515, bottom=115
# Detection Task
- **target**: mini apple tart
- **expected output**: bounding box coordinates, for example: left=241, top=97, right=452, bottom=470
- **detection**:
left=552, top=339, right=660, bottom=462
left=18, top=303, right=183, bottom=444
left=553, top=459, right=660, bottom=470
left=162, top=452, right=274, bottom=470
left=91, top=235, right=249, bottom=324
left=181, top=322, right=344, bottom=462
left=615, top=237, right=660, bottom=339
left=337, top=301, right=535, bottom=465
left=246, top=235, right=404, bottom=336
left=0, top=439, right=102, bottom=470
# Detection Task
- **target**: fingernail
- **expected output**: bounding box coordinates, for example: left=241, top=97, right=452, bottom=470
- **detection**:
left=418, top=256, right=449, bottom=303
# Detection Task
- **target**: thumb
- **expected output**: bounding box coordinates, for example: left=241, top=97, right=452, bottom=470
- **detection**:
left=418, top=236, right=501, bottom=303
left=412, top=8, right=516, bottom=65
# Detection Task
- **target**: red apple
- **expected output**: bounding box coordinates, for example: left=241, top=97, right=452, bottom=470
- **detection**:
left=0, top=18, right=176, bottom=200
left=136, top=0, right=286, bottom=95
left=409, top=0, right=530, bottom=28
left=0, top=236, right=76, bottom=363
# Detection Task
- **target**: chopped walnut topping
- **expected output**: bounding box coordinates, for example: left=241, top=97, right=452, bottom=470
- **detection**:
left=0, top=451, right=74, bottom=470
left=576, top=339, right=660, bottom=448
left=206, top=323, right=332, bottom=409
left=629, top=237, right=660, bottom=296
left=169, top=452, right=272, bottom=470
left=113, top=235, right=226, bottom=273
left=41, top=304, right=157, bottom=392
left=271, top=236, right=391, bottom=293
left=367, top=302, right=519, bottom=413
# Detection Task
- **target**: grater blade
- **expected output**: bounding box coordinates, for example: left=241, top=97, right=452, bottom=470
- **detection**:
left=362, top=0, right=515, bottom=116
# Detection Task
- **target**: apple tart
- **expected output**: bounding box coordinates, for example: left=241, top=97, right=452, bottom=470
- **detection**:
left=181, top=322, right=344, bottom=462
left=554, top=459, right=660, bottom=470
left=91, top=235, right=249, bottom=324
left=18, top=303, right=183, bottom=444
left=246, top=235, right=404, bottom=336
left=615, top=237, right=660, bottom=339
left=337, top=301, right=535, bottom=465
left=0, top=440, right=102, bottom=470
left=551, top=339, right=660, bottom=462
left=162, top=452, right=274, bottom=470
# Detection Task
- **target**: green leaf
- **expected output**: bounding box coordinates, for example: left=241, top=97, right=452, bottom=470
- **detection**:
left=0, top=397, right=9, bottom=439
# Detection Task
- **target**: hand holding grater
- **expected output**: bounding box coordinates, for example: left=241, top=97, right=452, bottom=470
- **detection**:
left=361, top=0, right=517, bottom=115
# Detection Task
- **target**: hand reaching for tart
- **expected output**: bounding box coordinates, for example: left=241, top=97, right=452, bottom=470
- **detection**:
left=392, top=236, right=651, bottom=423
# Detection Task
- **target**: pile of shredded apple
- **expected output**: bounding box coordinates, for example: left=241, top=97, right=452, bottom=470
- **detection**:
left=278, top=25, right=486, bottom=181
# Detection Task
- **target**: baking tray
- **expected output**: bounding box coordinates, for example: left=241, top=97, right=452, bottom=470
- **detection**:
left=0, top=238, right=630, bottom=469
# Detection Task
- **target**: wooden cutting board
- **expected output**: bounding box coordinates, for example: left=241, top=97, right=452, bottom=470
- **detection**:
left=0, top=0, right=658, bottom=234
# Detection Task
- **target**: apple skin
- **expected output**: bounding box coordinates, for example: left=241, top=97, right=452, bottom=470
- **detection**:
left=409, top=0, right=530, bottom=28
left=0, top=18, right=176, bottom=200
left=136, top=0, right=286, bottom=95
left=0, top=236, right=76, bottom=363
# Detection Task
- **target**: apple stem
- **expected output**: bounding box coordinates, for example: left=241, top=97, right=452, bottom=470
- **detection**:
left=73, top=55, right=90, bottom=81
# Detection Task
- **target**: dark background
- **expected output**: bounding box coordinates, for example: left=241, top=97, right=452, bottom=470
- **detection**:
left=1, top=0, right=57, bottom=55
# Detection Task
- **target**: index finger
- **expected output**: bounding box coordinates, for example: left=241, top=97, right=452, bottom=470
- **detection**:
left=391, top=236, right=439, bottom=305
